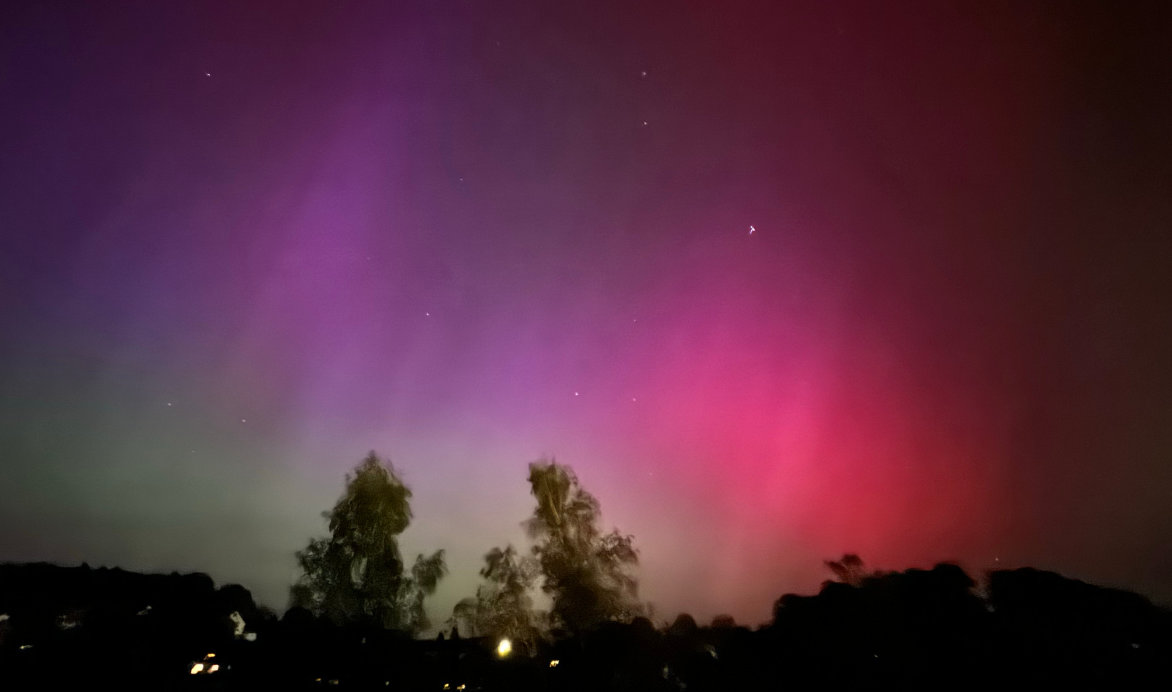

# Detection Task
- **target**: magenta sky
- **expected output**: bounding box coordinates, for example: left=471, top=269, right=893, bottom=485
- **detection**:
left=2, top=1, right=1171, bottom=627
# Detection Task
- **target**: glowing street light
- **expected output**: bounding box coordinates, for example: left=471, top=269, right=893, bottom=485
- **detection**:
left=496, top=638, right=512, bottom=658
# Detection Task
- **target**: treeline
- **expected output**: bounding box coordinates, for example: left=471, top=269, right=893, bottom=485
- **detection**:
left=0, top=562, right=272, bottom=687
left=2, top=560, right=1169, bottom=690
left=2, top=452, right=1170, bottom=688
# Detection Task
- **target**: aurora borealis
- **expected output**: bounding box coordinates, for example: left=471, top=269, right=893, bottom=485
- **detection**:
left=2, top=1, right=1171, bottom=627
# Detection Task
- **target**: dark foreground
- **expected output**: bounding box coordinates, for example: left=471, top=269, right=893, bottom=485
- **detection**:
left=2, top=562, right=1169, bottom=690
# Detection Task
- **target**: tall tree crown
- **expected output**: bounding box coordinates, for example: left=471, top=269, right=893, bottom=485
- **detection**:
left=291, top=451, right=444, bottom=633
left=524, top=459, right=641, bottom=634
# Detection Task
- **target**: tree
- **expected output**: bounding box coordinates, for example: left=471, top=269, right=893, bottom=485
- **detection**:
left=524, top=459, right=641, bottom=635
left=290, top=451, right=446, bottom=633
left=710, top=614, right=737, bottom=629
left=452, top=544, right=543, bottom=650
left=823, top=554, right=873, bottom=587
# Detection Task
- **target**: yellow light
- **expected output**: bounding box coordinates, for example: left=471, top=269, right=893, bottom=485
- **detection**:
left=190, top=663, right=205, bottom=675
left=208, top=664, right=220, bottom=673
left=206, top=653, right=216, bottom=658
left=443, top=685, right=449, bottom=690
left=496, top=638, right=512, bottom=658
left=549, top=659, right=560, bottom=668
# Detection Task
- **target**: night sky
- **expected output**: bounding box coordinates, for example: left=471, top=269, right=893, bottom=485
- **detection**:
left=2, top=1, right=1171, bottom=628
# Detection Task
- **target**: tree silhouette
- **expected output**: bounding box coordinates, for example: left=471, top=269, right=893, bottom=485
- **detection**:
left=290, top=451, right=445, bottom=633
left=452, top=544, right=543, bottom=650
left=710, top=614, right=737, bottom=629
left=524, top=459, right=641, bottom=635
left=666, top=612, right=698, bottom=638
left=824, top=554, right=872, bottom=587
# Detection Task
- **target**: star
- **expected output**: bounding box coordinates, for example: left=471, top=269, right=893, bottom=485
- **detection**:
left=640, top=70, right=647, bottom=78
left=205, top=72, right=211, bottom=77
left=166, top=402, right=173, bottom=407
left=241, top=418, right=247, bottom=423
left=642, top=120, right=648, bottom=126
left=574, top=391, right=580, bottom=397
left=749, top=225, right=755, bottom=235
